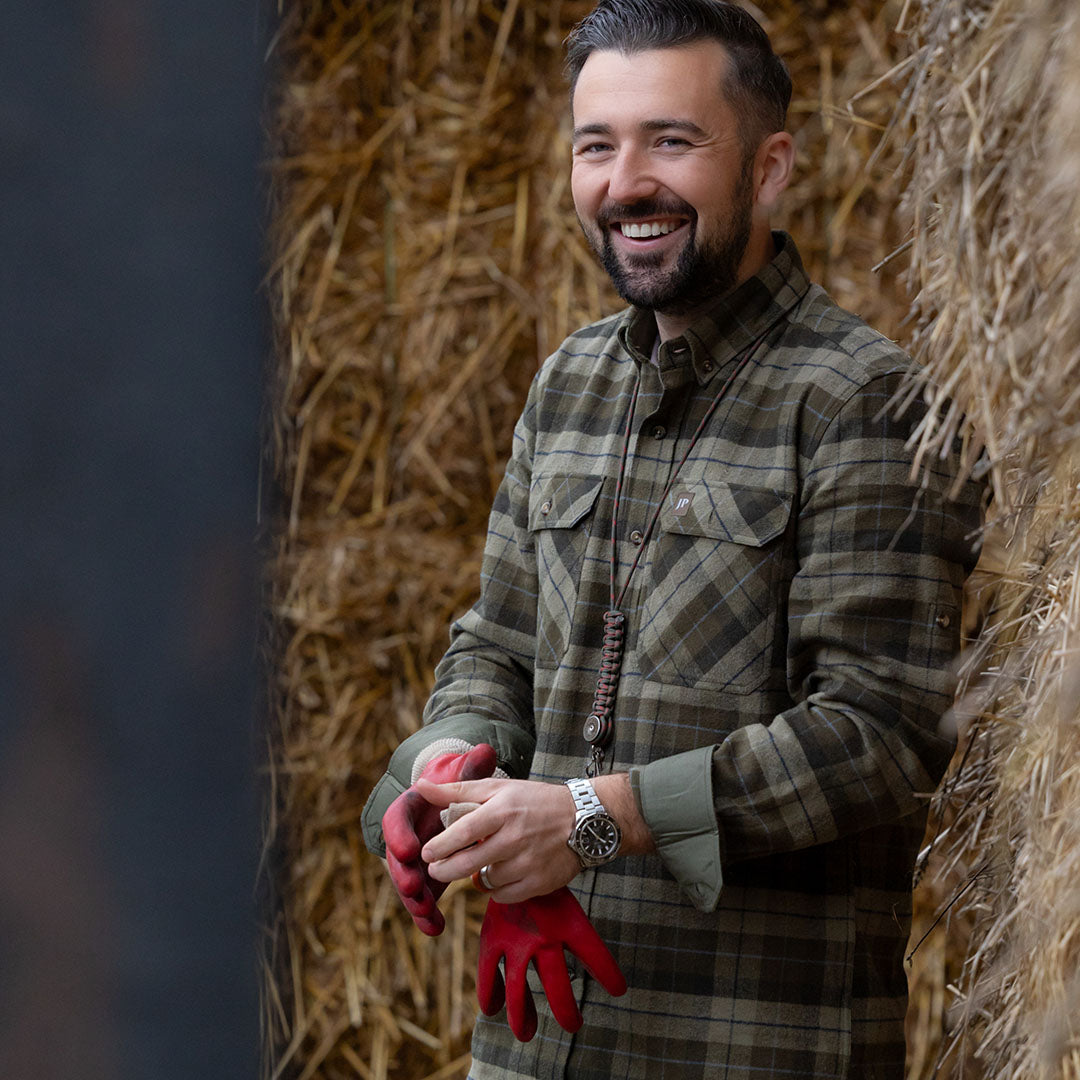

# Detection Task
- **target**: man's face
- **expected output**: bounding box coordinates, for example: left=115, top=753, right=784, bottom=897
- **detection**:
left=570, top=41, right=757, bottom=315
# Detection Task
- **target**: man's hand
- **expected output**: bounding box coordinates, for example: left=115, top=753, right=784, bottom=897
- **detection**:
left=416, top=772, right=654, bottom=903
left=416, top=776, right=580, bottom=902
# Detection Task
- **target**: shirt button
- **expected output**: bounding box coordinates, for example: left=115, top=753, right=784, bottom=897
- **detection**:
left=652, top=425, right=666, bottom=439
left=702, top=359, right=714, bottom=373
left=630, top=530, right=644, bottom=545
left=540, top=500, right=552, bottom=515
left=936, top=612, right=952, bottom=629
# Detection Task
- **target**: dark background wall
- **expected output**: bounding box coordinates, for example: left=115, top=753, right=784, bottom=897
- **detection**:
left=1, top=4, right=267, bottom=1077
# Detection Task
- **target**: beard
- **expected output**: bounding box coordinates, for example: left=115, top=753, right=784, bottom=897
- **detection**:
left=582, top=168, right=755, bottom=316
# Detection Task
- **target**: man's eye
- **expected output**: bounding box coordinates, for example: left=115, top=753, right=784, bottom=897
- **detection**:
left=578, top=142, right=612, bottom=155
left=659, top=137, right=690, bottom=148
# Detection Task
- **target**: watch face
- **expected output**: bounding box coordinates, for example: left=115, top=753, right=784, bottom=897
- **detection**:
left=577, top=815, right=620, bottom=859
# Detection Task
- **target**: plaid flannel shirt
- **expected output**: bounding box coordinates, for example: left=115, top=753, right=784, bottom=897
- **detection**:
left=362, top=234, right=983, bottom=1079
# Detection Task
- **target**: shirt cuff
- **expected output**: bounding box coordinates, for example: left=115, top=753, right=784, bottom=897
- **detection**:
left=630, top=745, right=723, bottom=911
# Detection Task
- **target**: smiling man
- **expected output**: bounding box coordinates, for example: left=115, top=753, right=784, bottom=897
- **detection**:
left=570, top=36, right=784, bottom=331
left=362, top=2, right=983, bottom=1078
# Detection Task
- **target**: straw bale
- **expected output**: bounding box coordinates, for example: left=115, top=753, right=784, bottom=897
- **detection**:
left=263, top=3, right=925, bottom=1076
left=893, top=0, right=1080, bottom=1075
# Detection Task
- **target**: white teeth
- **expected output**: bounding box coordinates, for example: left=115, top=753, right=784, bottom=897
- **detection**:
left=619, top=220, right=679, bottom=238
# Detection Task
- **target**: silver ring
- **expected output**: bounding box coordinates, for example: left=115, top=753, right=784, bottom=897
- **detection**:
left=479, top=864, right=495, bottom=891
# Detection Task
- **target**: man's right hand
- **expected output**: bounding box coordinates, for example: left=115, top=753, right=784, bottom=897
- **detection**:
left=381, top=743, right=498, bottom=935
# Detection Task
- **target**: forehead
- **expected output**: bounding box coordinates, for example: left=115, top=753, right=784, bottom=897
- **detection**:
left=571, top=41, right=734, bottom=127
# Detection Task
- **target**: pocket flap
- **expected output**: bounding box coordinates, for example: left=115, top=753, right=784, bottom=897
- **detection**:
left=528, top=474, right=605, bottom=531
left=660, top=481, right=791, bottom=546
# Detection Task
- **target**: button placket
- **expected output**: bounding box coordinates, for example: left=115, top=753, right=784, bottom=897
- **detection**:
left=615, top=358, right=687, bottom=676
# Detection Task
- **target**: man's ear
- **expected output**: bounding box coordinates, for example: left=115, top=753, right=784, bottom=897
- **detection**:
left=753, top=131, right=795, bottom=210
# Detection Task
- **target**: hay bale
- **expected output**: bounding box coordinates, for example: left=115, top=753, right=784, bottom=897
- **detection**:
left=895, top=0, right=1080, bottom=1075
left=263, top=3, right=922, bottom=1076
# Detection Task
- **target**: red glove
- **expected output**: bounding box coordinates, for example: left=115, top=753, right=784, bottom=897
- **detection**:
left=477, top=887, right=627, bottom=1041
left=382, top=742, right=497, bottom=936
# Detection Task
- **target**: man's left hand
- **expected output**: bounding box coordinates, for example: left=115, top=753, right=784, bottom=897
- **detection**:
left=416, top=777, right=580, bottom=902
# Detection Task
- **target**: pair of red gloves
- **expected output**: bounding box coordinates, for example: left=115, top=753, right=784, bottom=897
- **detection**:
left=380, top=743, right=626, bottom=1041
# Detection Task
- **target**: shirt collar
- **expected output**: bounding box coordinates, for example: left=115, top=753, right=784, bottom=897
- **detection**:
left=617, top=231, right=810, bottom=385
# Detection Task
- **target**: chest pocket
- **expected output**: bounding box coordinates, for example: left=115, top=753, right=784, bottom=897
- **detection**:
left=529, top=474, right=605, bottom=669
left=637, top=479, right=791, bottom=694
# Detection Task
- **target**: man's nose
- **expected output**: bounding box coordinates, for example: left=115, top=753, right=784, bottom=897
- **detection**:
left=606, top=146, right=659, bottom=205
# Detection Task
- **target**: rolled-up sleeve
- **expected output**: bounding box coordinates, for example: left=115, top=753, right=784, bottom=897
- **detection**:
left=630, top=745, right=722, bottom=910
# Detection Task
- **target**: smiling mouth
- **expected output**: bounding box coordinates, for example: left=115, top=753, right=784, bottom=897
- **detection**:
left=614, top=217, right=687, bottom=239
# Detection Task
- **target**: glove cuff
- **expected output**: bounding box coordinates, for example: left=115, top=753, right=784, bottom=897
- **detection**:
left=410, top=738, right=474, bottom=782
left=410, top=738, right=509, bottom=784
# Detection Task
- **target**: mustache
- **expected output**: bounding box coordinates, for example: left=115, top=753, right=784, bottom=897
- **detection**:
left=594, top=198, right=696, bottom=228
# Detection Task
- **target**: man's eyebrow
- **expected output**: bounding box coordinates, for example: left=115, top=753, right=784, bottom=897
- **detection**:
left=572, top=122, right=613, bottom=141
left=571, top=119, right=708, bottom=141
left=641, top=118, right=708, bottom=137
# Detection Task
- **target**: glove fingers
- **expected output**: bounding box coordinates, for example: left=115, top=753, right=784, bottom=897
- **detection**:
left=386, top=850, right=445, bottom=936
left=384, top=794, right=425, bottom=859
left=477, top=900, right=506, bottom=1016
left=538, top=887, right=625, bottom=999
left=399, top=889, right=445, bottom=935
left=409, top=911, right=445, bottom=936
left=575, top=932, right=627, bottom=998
left=534, top=948, right=581, bottom=1033
left=386, top=847, right=446, bottom=906
left=476, top=953, right=505, bottom=1017
left=458, top=742, right=498, bottom=781
left=503, top=955, right=538, bottom=1043
left=384, top=849, right=427, bottom=900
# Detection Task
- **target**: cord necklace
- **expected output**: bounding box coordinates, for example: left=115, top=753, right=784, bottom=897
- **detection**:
left=582, top=301, right=803, bottom=778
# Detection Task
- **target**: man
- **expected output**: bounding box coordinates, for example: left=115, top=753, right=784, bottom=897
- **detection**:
left=362, top=2, right=983, bottom=1077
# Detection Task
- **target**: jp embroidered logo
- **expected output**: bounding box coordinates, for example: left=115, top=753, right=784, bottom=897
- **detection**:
left=671, top=491, right=694, bottom=517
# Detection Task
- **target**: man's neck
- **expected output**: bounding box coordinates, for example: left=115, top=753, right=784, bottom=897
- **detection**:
left=653, top=309, right=696, bottom=344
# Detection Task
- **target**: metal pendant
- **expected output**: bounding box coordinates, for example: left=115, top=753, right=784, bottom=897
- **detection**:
left=582, top=712, right=613, bottom=748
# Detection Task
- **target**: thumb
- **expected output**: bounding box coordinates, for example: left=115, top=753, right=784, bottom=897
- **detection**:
left=413, top=776, right=504, bottom=807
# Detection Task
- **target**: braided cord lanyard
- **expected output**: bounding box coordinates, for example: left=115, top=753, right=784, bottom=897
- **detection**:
left=582, top=305, right=802, bottom=777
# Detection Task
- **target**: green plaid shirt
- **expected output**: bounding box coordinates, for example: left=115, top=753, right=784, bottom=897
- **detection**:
left=362, top=234, right=982, bottom=1079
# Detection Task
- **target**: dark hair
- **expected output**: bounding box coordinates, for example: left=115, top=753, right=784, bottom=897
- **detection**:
left=564, top=0, right=792, bottom=150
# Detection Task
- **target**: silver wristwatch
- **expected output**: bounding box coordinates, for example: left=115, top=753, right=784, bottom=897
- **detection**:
left=565, top=777, right=622, bottom=868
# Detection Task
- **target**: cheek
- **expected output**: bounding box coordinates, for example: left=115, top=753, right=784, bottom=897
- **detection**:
left=664, top=161, right=734, bottom=215
left=571, top=168, right=602, bottom=217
